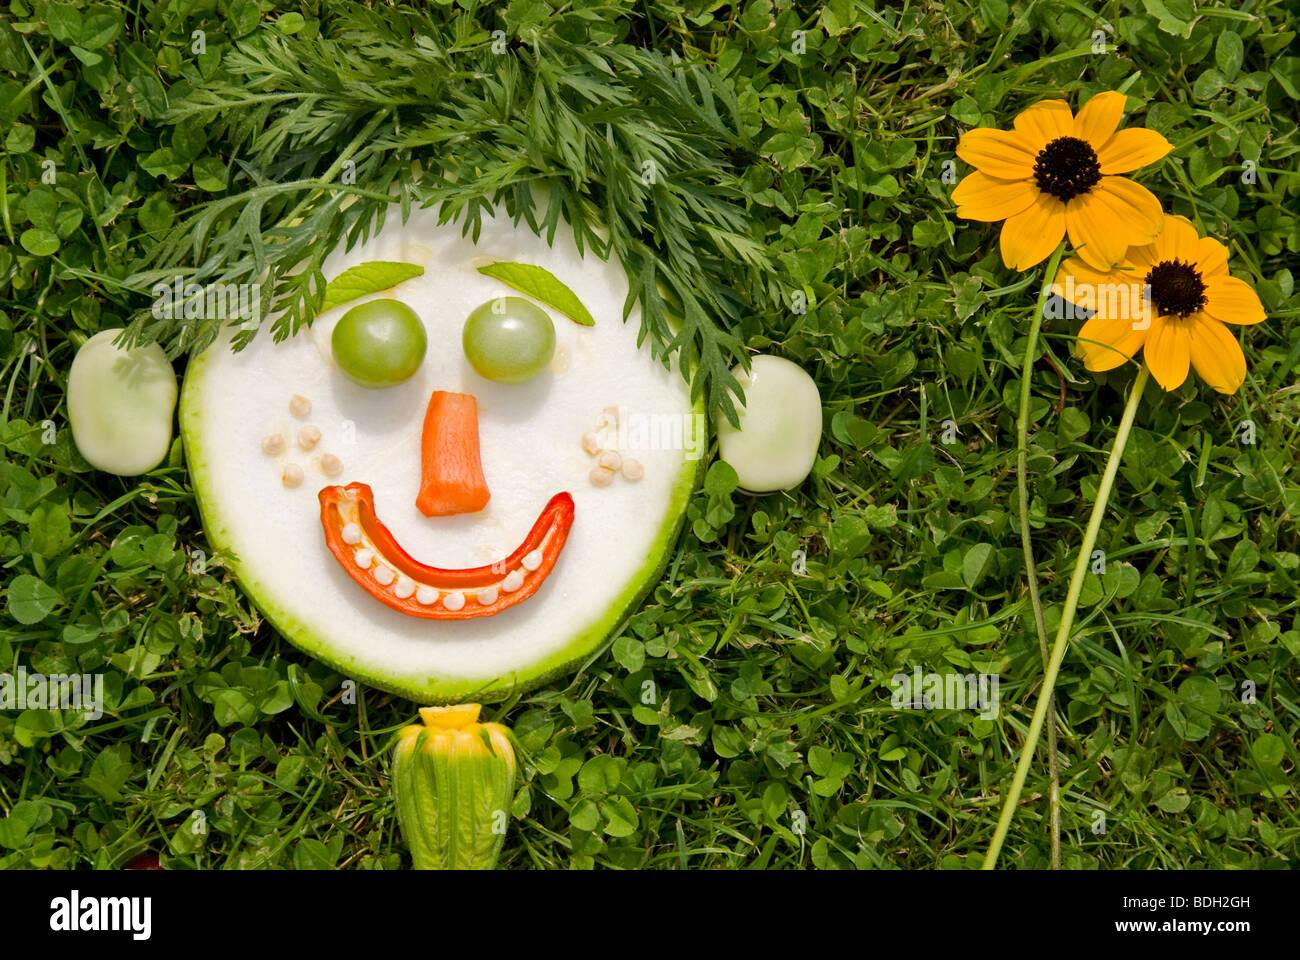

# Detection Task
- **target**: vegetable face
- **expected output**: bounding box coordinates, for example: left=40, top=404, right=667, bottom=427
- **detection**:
left=331, top=298, right=427, bottom=388
left=68, top=328, right=178, bottom=476
left=717, top=354, right=823, bottom=492
left=463, top=297, right=555, bottom=384
left=181, top=206, right=699, bottom=702
left=392, top=704, right=516, bottom=870
left=319, top=482, right=574, bottom=619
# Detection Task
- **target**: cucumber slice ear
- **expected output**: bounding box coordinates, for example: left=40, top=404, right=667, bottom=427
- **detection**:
left=718, top=355, right=823, bottom=493
left=69, top=329, right=178, bottom=476
left=181, top=209, right=700, bottom=703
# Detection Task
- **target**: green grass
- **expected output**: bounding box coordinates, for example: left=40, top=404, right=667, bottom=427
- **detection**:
left=2, top=0, right=1298, bottom=869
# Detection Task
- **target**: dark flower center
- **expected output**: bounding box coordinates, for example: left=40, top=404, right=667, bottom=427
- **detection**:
left=1145, top=259, right=1207, bottom=318
left=1033, top=136, right=1102, bottom=201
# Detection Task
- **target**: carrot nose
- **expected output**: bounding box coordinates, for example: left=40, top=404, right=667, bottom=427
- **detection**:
left=416, top=391, right=492, bottom=517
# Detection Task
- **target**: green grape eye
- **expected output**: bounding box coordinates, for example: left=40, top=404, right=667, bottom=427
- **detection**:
left=462, top=297, right=556, bottom=384
left=331, top=299, right=428, bottom=388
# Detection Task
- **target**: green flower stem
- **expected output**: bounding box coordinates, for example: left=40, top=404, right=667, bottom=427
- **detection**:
left=1015, top=240, right=1066, bottom=869
left=984, top=363, right=1151, bottom=870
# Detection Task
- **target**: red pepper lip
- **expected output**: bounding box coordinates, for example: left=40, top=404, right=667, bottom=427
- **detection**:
left=319, top=482, right=574, bottom=620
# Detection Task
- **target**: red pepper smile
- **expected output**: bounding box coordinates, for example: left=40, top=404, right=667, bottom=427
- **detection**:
left=319, top=482, right=574, bottom=619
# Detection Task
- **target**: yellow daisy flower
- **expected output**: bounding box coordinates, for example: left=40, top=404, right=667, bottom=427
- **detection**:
left=1053, top=215, right=1267, bottom=394
left=952, top=91, right=1172, bottom=272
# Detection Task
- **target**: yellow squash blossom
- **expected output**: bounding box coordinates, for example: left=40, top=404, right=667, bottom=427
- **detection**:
left=391, top=704, right=516, bottom=870
left=1053, top=215, right=1266, bottom=394
left=953, top=91, right=1172, bottom=272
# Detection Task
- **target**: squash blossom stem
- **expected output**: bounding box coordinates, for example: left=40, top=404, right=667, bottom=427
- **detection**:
left=1015, top=239, right=1066, bottom=870
left=985, top=364, right=1150, bottom=869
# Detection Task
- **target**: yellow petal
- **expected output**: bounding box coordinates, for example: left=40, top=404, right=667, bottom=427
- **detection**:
left=420, top=703, right=483, bottom=729
left=1194, top=237, right=1230, bottom=278
left=1203, top=275, right=1266, bottom=325
left=1124, top=240, right=1160, bottom=271
left=1013, top=99, right=1073, bottom=150
left=1073, top=91, right=1127, bottom=147
left=1152, top=214, right=1200, bottom=263
left=1188, top=316, right=1247, bottom=394
left=956, top=128, right=1038, bottom=179
left=1065, top=178, right=1161, bottom=271
left=1076, top=313, right=1148, bottom=372
left=1056, top=256, right=1120, bottom=284
left=1096, top=127, right=1173, bottom=174
left=1144, top=318, right=1191, bottom=391
left=1067, top=191, right=1135, bottom=272
left=952, top=171, right=1037, bottom=222
left=1099, top=177, right=1164, bottom=233
left=999, top=195, right=1066, bottom=271
left=1072, top=179, right=1163, bottom=272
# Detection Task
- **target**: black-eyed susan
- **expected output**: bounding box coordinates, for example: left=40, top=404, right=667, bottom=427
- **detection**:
left=952, top=91, right=1172, bottom=272
left=1054, top=215, right=1267, bottom=394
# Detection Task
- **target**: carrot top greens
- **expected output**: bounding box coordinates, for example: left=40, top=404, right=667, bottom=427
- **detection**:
left=120, top=5, right=777, bottom=425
